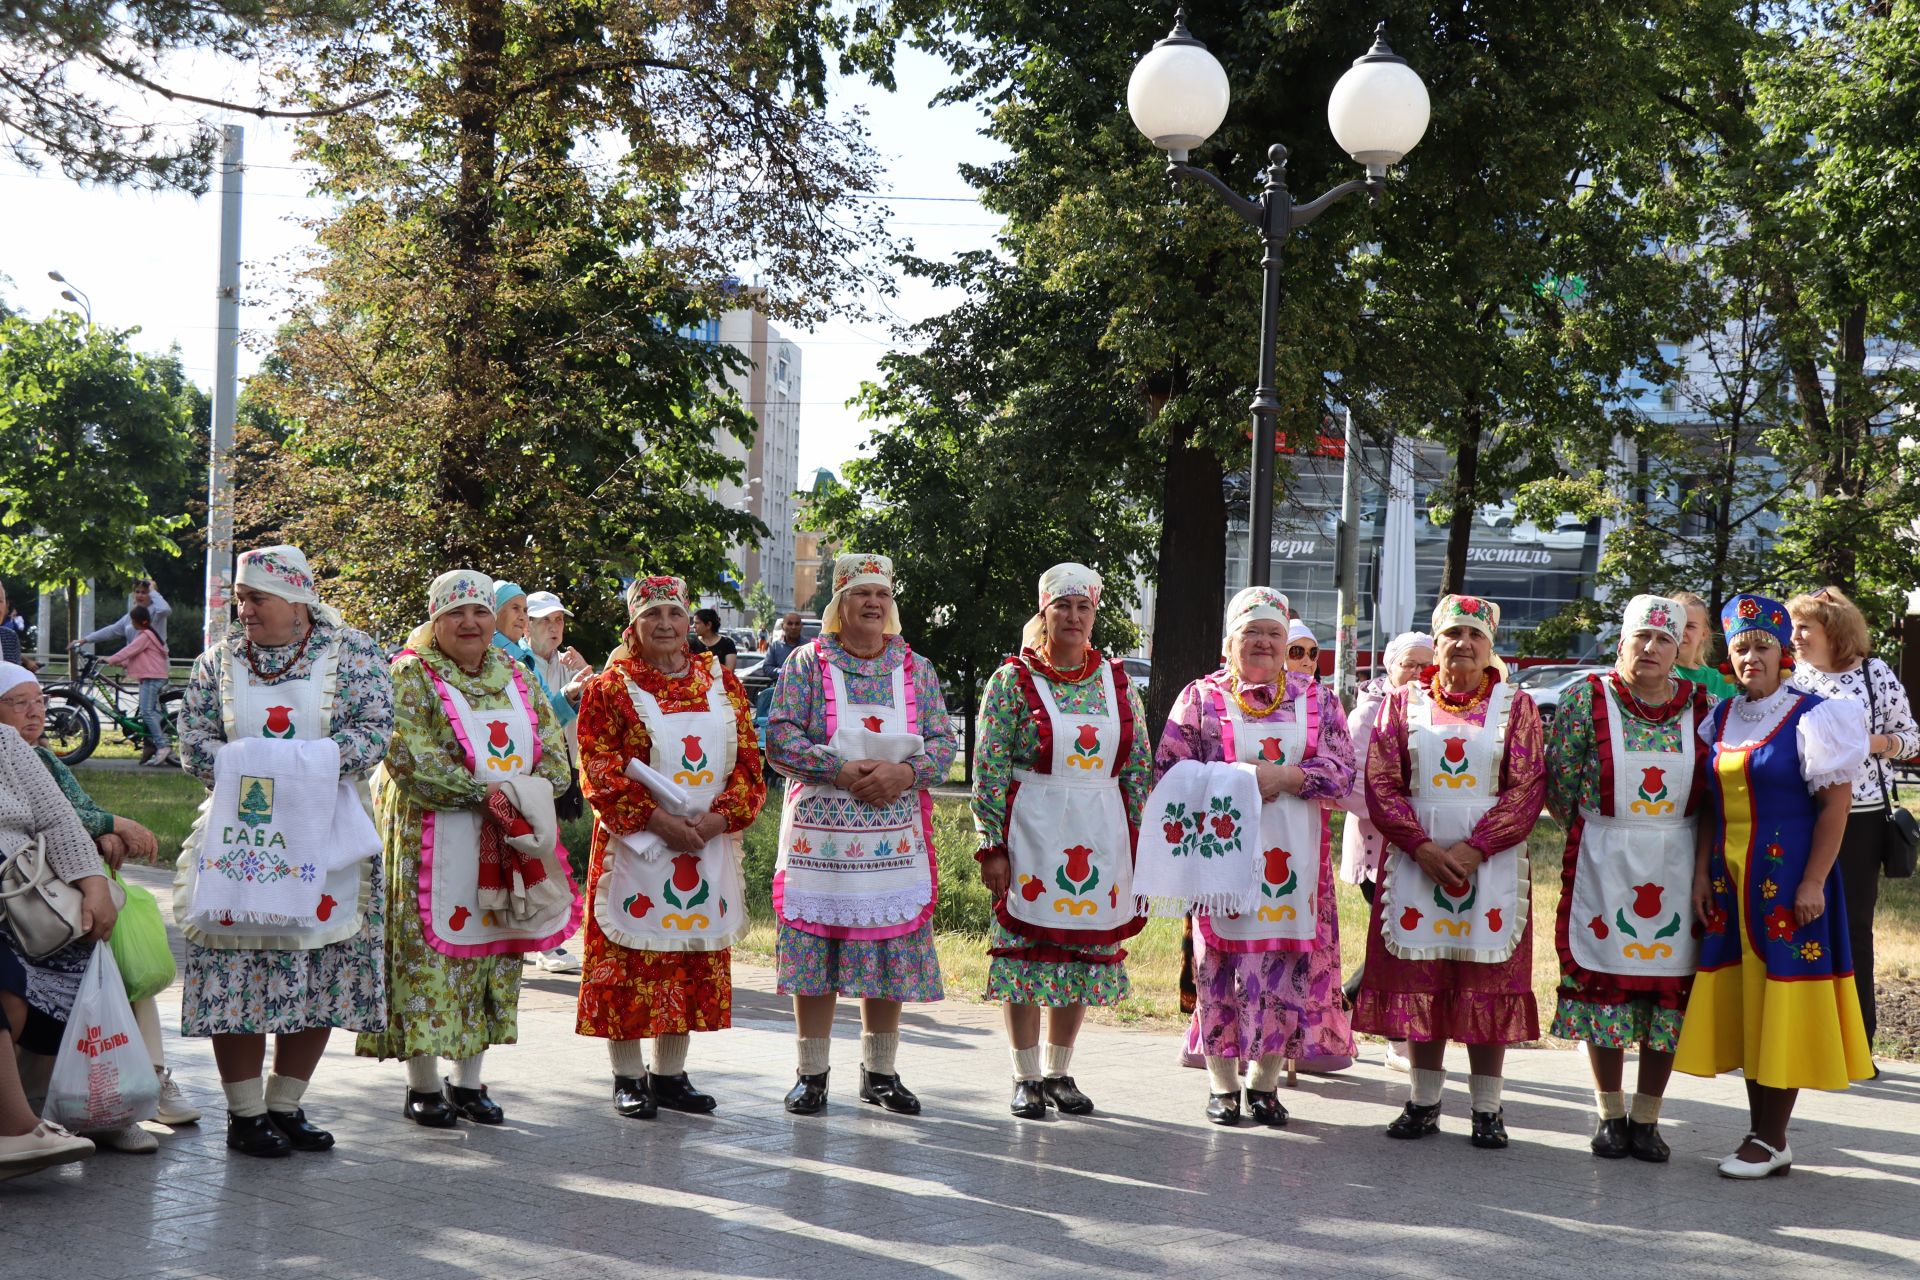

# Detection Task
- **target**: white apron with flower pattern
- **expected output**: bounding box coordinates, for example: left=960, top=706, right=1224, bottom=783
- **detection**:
left=774, top=647, right=936, bottom=938
left=595, top=658, right=746, bottom=952
left=1566, top=678, right=1699, bottom=978
left=999, top=659, right=1143, bottom=946
left=1379, top=682, right=1528, bottom=963
left=1199, top=686, right=1321, bottom=952
left=417, top=663, right=582, bottom=957
left=173, top=642, right=373, bottom=950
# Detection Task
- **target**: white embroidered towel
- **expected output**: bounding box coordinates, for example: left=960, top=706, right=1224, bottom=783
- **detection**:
left=1132, top=759, right=1263, bottom=917
left=190, top=737, right=342, bottom=928
left=323, top=779, right=381, bottom=871
left=608, top=758, right=695, bottom=863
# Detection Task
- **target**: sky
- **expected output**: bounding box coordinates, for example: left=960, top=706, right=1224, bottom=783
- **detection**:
left=0, top=47, right=1010, bottom=482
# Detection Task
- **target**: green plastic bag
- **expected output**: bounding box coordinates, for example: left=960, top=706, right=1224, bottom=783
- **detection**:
left=108, top=871, right=177, bottom=1003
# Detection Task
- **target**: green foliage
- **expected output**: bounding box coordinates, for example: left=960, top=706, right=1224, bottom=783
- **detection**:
left=742, top=580, right=779, bottom=635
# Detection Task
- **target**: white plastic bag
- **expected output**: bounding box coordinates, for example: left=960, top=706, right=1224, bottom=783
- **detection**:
left=42, top=944, right=160, bottom=1131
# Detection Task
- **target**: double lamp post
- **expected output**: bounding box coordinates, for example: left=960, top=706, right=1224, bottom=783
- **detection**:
left=1127, top=9, right=1430, bottom=588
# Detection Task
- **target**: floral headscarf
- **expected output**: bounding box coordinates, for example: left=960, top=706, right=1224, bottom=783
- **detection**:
left=626, top=576, right=690, bottom=617
left=822, top=554, right=900, bottom=636
left=236, top=544, right=343, bottom=627
left=1622, top=593, right=1686, bottom=644
left=1721, top=593, right=1791, bottom=648
left=1039, top=562, right=1102, bottom=610
left=1224, top=586, right=1289, bottom=636
left=429, top=570, right=495, bottom=621
left=1431, top=593, right=1500, bottom=641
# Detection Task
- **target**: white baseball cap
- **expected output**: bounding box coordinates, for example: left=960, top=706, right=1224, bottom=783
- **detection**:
left=525, top=591, right=573, bottom=619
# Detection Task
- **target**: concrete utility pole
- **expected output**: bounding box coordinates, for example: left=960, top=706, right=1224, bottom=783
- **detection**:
left=1333, top=403, right=1361, bottom=705
left=204, top=124, right=243, bottom=650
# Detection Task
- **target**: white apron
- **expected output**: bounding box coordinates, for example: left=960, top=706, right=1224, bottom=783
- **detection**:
left=1379, top=682, right=1528, bottom=963
left=1200, top=686, right=1321, bottom=952
left=595, top=661, right=747, bottom=952
left=417, top=665, right=579, bottom=957
left=173, top=641, right=372, bottom=951
left=775, top=653, right=934, bottom=935
left=1566, top=679, right=1699, bottom=978
left=1001, top=660, right=1140, bottom=944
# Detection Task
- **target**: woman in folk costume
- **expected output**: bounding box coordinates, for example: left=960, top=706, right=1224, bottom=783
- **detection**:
left=174, top=545, right=394, bottom=1157
left=1357, top=594, right=1546, bottom=1149
left=1674, top=594, right=1873, bottom=1178
left=1544, top=595, right=1713, bottom=1163
left=1149, top=587, right=1356, bottom=1127
left=574, top=576, right=764, bottom=1119
left=357, top=571, right=580, bottom=1128
left=972, top=563, right=1152, bottom=1119
left=767, top=554, right=954, bottom=1116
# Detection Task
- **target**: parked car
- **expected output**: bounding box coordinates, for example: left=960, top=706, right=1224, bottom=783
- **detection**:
left=1121, top=656, right=1150, bottom=697
left=1510, top=663, right=1610, bottom=721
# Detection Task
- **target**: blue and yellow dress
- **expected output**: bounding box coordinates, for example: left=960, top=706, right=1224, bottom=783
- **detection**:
left=1674, top=689, right=1874, bottom=1089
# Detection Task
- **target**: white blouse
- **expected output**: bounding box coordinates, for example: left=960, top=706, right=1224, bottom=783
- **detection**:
left=1790, top=658, right=1920, bottom=807
left=1700, top=687, right=1869, bottom=794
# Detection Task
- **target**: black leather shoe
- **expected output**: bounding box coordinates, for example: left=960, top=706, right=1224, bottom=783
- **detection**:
left=1041, top=1075, right=1094, bottom=1115
left=784, top=1070, right=829, bottom=1116
left=1010, top=1079, right=1046, bottom=1119
left=613, top=1074, right=656, bottom=1120
left=1626, top=1118, right=1670, bottom=1163
left=1470, top=1108, right=1510, bottom=1149
left=1205, top=1092, right=1241, bottom=1126
left=227, top=1113, right=292, bottom=1157
left=444, top=1080, right=504, bottom=1124
left=859, top=1069, right=922, bottom=1115
left=404, top=1088, right=458, bottom=1128
left=651, top=1072, right=718, bottom=1115
left=1385, top=1101, right=1441, bottom=1140
left=1246, top=1088, right=1290, bottom=1127
left=1591, top=1116, right=1629, bottom=1158
left=266, top=1107, right=335, bottom=1152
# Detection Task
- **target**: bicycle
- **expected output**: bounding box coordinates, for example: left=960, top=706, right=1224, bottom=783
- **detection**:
left=40, top=650, right=184, bottom=766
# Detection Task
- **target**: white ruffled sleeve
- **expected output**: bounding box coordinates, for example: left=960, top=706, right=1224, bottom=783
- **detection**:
left=1797, top=696, right=1869, bottom=794
left=1697, top=712, right=1719, bottom=749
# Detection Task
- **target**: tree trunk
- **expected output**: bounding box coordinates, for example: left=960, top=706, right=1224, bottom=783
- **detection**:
left=66, top=577, right=80, bottom=660
left=962, top=655, right=978, bottom=785
left=1145, top=419, right=1226, bottom=746
left=1439, top=405, right=1484, bottom=596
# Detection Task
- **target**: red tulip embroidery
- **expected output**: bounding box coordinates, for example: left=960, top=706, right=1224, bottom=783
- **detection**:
left=315, top=894, right=336, bottom=923
left=1399, top=905, right=1423, bottom=932
left=662, top=853, right=710, bottom=911
left=1432, top=735, right=1475, bottom=787
left=1054, top=844, right=1099, bottom=896
left=482, top=719, right=523, bottom=772
left=1614, top=885, right=1684, bottom=944
left=680, top=735, right=707, bottom=771
left=1432, top=877, right=1477, bottom=915
left=448, top=905, right=471, bottom=931
left=1631, top=766, right=1675, bottom=814
left=1156, top=795, right=1245, bottom=860
left=861, top=715, right=884, bottom=733
left=1019, top=875, right=1046, bottom=902
left=1261, top=847, right=1297, bottom=899
left=624, top=892, right=653, bottom=919
left=1588, top=914, right=1609, bottom=939
left=1485, top=907, right=1503, bottom=932
left=1259, top=737, right=1285, bottom=764
left=1631, top=883, right=1665, bottom=918
left=262, top=705, right=296, bottom=738
left=1067, top=724, right=1105, bottom=770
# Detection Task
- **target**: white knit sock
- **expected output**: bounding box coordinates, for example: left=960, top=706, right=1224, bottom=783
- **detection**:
left=264, top=1073, right=308, bottom=1113
left=797, top=1037, right=831, bottom=1076
left=650, top=1034, right=689, bottom=1077
left=608, top=1039, right=647, bottom=1078
left=1011, top=1044, right=1042, bottom=1083
left=1249, top=1054, right=1288, bottom=1092
left=1044, top=1043, right=1073, bottom=1078
left=1595, top=1089, right=1627, bottom=1121
left=405, top=1054, right=440, bottom=1092
left=133, top=996, right=166, bottom=1069
left=1410, top=1067, right=1445, bottom=1108
left=1468, top=1073, right=1504, bottom=1115
left=451, top=1052, right=486, bottom=1090
left=1205, top=1055, right=1242, bottom=1094
left=1629, top=1093, right=1664, bottom=1124
left=861, top=1031, right=899, bottom=1075
left=222, top=1076, right=267, bottom=1119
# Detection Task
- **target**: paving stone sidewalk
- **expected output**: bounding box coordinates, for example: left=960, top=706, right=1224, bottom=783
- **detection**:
left=9, top=862, right=1918, bottom=1279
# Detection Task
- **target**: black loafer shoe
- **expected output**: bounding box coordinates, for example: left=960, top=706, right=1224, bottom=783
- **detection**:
left=1470, top=1108, right=1510, bottom=1149
left=1245, top=1088, right=1290, bottom=1127
left=266, top=1107, right=335, bottom=1152
left=613, top=1074, right=657, bottom=1120
left=227, top=1113, right=292, bottom=1157
left=444, top=1080, right=504, bottom=1125
left=859, top=1069, right=922, bottom=1115
left=784, top=1069, right=829, bottom=1116
left=1041, top=1075, right=1094, bottom=1116
left=651, top=1072, right=718, bottom=1115
left=1010, top=1079, right=1046, bottom=1119
left=1205, top=1092, right=1242, bottom=1126
left=404, top=1088, right=458, bottom=1128
left=1626, top=1118, right=1671, bottom=1163
left=1385, top=1101, right=1441, bottom=1140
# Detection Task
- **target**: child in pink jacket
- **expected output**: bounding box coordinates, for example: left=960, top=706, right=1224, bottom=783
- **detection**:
left=103, top=604, right=172, bottom=765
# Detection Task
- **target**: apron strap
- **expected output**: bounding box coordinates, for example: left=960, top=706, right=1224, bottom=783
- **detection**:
left=1110, top=660, right=1133, bottom=779
left=1591, top=674, right=1616, bottom=817
left=1010, top=657, right=1055, bottom=776
left=506, top=664, right=543, bottom=770
left=901, top=647, right=918, bottom=735
left=1302, top=683, right=1319, bottom=760
left=817, top=639, right=838, bottom=738
left=422, top=660, right=478, bottom=773
left=1210, top=685, right=1236, bottom=764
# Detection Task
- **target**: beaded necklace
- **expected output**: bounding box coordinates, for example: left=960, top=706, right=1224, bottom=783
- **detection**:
left=1428, top=669, right=1494, bottom=716
left=242, top=624, right=315, bottom=684
left=1230, top=676, right=1286, bottom=719
left=1024, top=645, right=1103, bottom=685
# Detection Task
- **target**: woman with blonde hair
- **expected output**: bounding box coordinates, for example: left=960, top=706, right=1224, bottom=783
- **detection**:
left=1672, top=591, right=1738, bottom=699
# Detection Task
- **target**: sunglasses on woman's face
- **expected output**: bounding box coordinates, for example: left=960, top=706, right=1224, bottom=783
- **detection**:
left=1289, top=646, right=1317, bottom=661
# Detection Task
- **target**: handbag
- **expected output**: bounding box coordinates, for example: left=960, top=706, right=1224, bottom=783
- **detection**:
left=0, top=835, right=128, bottom=960
left=1862, top=662, right=1918, bottom=879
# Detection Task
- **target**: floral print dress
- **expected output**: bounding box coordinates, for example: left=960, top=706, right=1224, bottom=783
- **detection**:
left=177, top=622, right=395, bottom=1037
left=574, top=654, right=765, bottom=1040
left=971, top=654, right=1153, bottom=1008
left=355, top=641, right=571, bottom=1061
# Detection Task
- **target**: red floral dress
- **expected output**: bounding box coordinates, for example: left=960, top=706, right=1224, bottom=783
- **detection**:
left=573, top=654, right=765, bottom=1039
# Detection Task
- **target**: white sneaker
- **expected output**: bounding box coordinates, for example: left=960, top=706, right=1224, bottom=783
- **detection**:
left=0, top=1121, right=95, bottom=1180
left=529, top=947, right=580, bottom=974
left=1718, top=1138, right=1792, bottom=1178
left=85, top=1123, right=160, bottom=1154
left=1384, top=1041, right=1411, bottom=1072
left=155, top=1066, right=201, bottom=1126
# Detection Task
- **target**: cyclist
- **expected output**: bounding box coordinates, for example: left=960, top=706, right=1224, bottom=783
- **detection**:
left=100, top=605, right=172, bottom=766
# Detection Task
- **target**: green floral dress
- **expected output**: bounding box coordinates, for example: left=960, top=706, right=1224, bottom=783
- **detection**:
left=971, top=655, right=1152, bottom=1007
left=355, top=640, right=572, bottom=1062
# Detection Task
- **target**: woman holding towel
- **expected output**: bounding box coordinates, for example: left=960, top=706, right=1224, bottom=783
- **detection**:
left=1149, top=587, right=1355, bottom=1126
left=574, top=576, right=765, bottom=1118
left=175, top=545, right=394, bottom=1157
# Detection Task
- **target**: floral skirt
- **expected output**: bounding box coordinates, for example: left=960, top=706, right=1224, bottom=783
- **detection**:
left=984, top=921, right=1130, bottom=1008
left=577, top=937, right=731, bottom=1039
left=1549, top=983, right=1685, bottom=1053
left=1182, top=867, right=1352, bottom=1062
left=776, top=920, right=943, bottom=1002
left=1353, top=887, right=1538, bottom=1045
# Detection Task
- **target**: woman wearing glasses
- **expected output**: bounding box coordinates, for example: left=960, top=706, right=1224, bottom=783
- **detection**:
left=1285, top=623, right=1321, bottom=681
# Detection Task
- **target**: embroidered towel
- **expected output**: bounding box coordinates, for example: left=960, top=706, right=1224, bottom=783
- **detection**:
left=190, top=737, right=342, bottom=928
left=1132, top=759, right=1262, bottom=917
left=608, top=758, right=696, bottom=863
left=477, top=778, right=566, bottom=923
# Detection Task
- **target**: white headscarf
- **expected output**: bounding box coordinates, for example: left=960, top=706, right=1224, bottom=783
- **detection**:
left=236, top=544, right=344, bottom=627
left=0, top=662, right=36, bottom=700
left=1382, top=631, right=1434, bottom=670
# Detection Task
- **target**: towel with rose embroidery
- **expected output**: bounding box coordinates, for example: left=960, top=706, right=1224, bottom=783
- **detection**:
left=1132, top=759, right=1262, bottom=917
